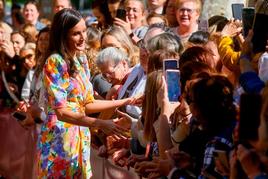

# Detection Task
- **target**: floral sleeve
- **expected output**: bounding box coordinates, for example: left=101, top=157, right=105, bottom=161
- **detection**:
left=43, top=54, right=70, bottom=109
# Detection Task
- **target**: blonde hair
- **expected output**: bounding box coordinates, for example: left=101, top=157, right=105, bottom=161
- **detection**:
left=0, top=22, right=13, bottom=34
left=101, top=26, right=139, bottom=67
left=146, top=12, right=169, bottom=26
left=124, top=0, right=145, bottom=12
left=143, top=70, right=163, bottom=142
left=21, top=42, right=36, bottom=52
left=175, top=0, right=202, bottom=14
left=40, top=18, right=52, bottom=26
left=21, top=24, right=38, bottom=42
left=86, top=26, right=101, bottom=76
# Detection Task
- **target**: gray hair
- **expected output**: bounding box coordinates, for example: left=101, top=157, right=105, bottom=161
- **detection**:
left=21, top=42, right=36, bottom=51
left=146, top=32, right=184, bottom=55
left=96, top=47, right=130, bottom=66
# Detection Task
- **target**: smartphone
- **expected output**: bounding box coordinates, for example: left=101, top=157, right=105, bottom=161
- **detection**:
left=12, top=111, right=27, bottom=121
left=239, top=93, right=262, bottom=144
left=242, top=7, right=255, bottom=37
left=252, top=13, right=268, bottom=53
left=198, top=19, right=209, bottom=32
left=163, top=59, right=178, bottom=71
left=165, top=69, right=181, bottom=102
left=213, top=150, right=229, bottom=170
left=232, top=3, right=244, bottom=20
left=116, top=9, right=126, bottom=21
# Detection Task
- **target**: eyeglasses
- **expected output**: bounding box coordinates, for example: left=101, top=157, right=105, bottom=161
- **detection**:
left=21, top=53, right=34, bottom=61
left=178, top=8, right=196, bottom=14
left=102, top=62, right=121, bottom=82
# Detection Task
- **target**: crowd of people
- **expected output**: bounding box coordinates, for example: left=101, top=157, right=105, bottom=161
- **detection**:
left=0, top=0, right=268, bottom=178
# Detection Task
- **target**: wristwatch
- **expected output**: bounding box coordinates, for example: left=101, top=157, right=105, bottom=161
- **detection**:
left=129, top=32, right=135, bottom=38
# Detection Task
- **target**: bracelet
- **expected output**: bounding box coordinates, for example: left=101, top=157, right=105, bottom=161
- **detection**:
left=181, top=112, right=192, bottom=122
left=182, top=112, right=192, bottom=117
left=240, top=54, right=251, bottom=61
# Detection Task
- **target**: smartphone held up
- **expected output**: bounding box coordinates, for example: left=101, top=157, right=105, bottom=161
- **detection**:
left=163, top=59, right=180, bottom=102
left=165, top=69, right=181, bottom=102
left=252, top=0, right=268, bottom=53
left=163, top=59, right=179, bottom=71
left=242, top=7, right=255, bottom=37
left=232, top=3, right=244, bottom=20
left=116, top=9, right=126, bottom=21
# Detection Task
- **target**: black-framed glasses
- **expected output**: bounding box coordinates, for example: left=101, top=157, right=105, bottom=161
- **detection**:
left=101, top=62, right=121, bottom=82
left=178, top=8, right=196, bottom=14
left=21, top=53, right=35, bottom=61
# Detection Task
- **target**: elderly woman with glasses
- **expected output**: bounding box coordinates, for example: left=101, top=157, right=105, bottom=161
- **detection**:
left=96, top=47, right=135, bottom=161
left=97, top=47, right=132, bottom=88
left=171, top=0, right=202, bottom=45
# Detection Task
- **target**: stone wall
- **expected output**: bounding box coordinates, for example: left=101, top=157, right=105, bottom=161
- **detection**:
left=201, top=0, right=253, bottom=19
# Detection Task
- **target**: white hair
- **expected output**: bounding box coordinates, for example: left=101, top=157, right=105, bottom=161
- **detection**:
left=96, top=47, right=130, bottom=66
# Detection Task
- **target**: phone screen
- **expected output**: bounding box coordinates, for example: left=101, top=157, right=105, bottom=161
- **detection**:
left=198, top=19, right=209, bottom=32
left=163, top=59, right=178, bottom=71
left=116, top=9, right=126, bottom=21
left=12, top=112, right=27, bottom=121
left=232, top=3, right=244, bottom=20
left=166, top=70, right=181, bottom=102
left=242, top=7, right=255, bottom=37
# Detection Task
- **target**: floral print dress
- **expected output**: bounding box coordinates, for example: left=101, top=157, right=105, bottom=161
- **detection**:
left=37, top=54, right=94, bottom=178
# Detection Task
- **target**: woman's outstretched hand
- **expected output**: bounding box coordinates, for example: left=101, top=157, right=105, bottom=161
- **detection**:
left=100, top=118, right=129, bottom=136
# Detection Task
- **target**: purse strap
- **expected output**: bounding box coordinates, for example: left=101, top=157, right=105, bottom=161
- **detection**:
left=1, top=71, right=19, bottom=103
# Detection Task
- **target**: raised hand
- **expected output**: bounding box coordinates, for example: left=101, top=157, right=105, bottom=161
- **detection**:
left=113, top=16, right=132, bottom=35
left=157, top=76, right=180, bottom=117
left=241, top=29, right=254, bottom=56
left=17, top=100, right=30, bottom=113
left=0, top=40, right=15, bottom=58
left=221, top=19, right=243, bottom=38
left=236, top=144, right=262, bottom=178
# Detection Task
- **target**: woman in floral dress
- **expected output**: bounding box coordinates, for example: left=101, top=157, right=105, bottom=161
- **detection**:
left=37, top=9, right=133, bottom=178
